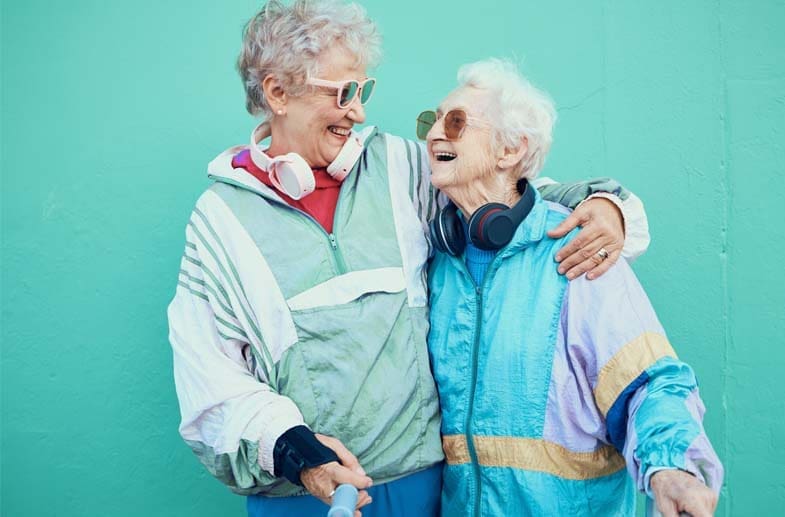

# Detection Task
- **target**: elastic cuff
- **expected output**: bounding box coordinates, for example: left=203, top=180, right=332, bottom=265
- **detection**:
left=644, top=467, right=696, bottom=497
left=273, top=425, right=340, bottom=486
left=580, top=192, right=627, bottom=232
left=643, top=466, right=671, bottom=497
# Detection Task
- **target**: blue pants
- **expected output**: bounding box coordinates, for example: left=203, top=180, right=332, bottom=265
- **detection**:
left=247, top=464, right=442, bottom=517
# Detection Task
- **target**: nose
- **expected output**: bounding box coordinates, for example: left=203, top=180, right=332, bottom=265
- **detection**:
left=346, top=98, right=366, bottom=124
left=426, top=116, right=445, bottom=142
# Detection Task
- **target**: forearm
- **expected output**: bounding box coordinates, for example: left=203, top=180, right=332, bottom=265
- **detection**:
left=169, top=279, right=305, bottom=491
left=176, top=382, right=305, bottom=492
left=620, top=358, right=724, bottom=495
left=534, top=176, right=650, bottom=259
left=533, top=176, right=630, bottom=209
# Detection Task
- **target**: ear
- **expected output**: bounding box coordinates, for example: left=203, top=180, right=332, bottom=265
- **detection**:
left=496, top=136, right=528, bottom=171
left=262, top=74, right=287, bottom=112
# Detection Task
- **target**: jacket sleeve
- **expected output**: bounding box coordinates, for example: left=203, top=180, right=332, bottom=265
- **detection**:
left=532, top=176, right=650, bottom=261
left=168, top=214, right=305, bottom=494
left=407, top=140, right=444, bottom=229
left=563, top=260, right=723, bottom=496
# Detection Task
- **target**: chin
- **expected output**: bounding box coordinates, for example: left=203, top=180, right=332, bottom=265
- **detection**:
left=315, top=150, right=340, bottom=168
left=429, top=167, right=456, bottom=190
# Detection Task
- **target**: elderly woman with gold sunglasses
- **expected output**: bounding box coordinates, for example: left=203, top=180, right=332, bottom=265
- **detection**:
left=167, top=1, right=652, bottom=516
left=423, top=58, right=723, bottom=517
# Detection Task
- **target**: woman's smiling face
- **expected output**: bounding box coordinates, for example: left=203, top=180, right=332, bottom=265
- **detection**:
left=426, top=86, right=496, bottom=191
left=274, top=46, right=369, bottom=168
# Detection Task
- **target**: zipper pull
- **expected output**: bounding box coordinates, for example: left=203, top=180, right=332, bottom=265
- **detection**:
left=328, top=233, right=338, bottom=250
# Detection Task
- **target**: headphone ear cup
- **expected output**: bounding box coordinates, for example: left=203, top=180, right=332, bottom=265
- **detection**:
left=430, top=204, right=466, bottom=256
left=275, top=153, right=316, bottom=200
left=468, top=203, right=514, bottom=250
left=327, top=132, right=364, bottom=181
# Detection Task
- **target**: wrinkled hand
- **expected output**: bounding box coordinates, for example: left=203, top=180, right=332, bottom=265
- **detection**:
left=300, top=434, right=373, bottom=517
left=548, top=197, right=625, bottom=280
left=651, top=469, right=717, bottom=517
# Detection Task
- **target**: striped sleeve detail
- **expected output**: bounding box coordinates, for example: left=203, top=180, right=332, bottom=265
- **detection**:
left=178, top=247, right=248, bottom=344
left=412, top=140, right=439, bottom=226
left=404, top=138, right=416, bottom=204
left=181, top=250, right=232, bottom=309
left=594, top=332, right=677, bottom=416
left=192, top=190, right=298, bottom=366
left=169, top=193, right=307, bottom=481
left=179, top=266, right=234, bottom=317
left=411, top=139, right=425, bottom=222
left=385, top=135, right=430, bottom=308
left=185, top=212, right=273, bottom=381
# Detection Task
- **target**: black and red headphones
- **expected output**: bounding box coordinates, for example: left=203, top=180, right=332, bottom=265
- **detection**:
left=430, top=179, right=536, bottom=256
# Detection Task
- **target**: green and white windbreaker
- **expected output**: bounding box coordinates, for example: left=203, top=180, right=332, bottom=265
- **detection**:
left=167, top=128, right=649, bottom=496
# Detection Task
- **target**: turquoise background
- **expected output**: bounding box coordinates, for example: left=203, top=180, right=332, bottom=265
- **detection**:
left=2, top=0, right=783, bottom=515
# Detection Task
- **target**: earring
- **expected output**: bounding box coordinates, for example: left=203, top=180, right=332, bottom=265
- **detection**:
left=277, top=109, right=284, bottom=115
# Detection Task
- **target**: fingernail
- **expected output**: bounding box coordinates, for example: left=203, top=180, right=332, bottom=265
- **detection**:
left=355, top=466, right=366, bottom=476
left=587, top=273, right=594, bottom=280
left=555, top=254, right=562, bottom=262
left=558, top=267, right=565, bottom=274
left=567, top=272, right=575, bottom=280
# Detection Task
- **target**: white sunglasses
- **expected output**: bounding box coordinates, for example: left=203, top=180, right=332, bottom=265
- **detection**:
left=306, top=77, right=377, bottom=108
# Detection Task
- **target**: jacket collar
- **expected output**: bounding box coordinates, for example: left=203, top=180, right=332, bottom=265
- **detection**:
left=206, top=126, right=379, bottom=203
left=207, top=145, right=284, bottom=202
left=497, top=188, right=550, bottom=258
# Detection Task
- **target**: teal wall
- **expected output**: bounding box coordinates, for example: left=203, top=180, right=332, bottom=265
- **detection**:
left=2, top=1, right=783, bottom=515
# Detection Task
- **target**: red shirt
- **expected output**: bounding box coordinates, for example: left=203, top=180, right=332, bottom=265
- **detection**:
left=231, top=149, right=342, bottom=234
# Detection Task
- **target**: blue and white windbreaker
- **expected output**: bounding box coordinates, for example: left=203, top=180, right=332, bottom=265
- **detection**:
left=428, top=192, right=723, bottom=516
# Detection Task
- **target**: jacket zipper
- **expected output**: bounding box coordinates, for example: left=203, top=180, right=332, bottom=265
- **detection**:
left=454, top=255, right=503, bottom=517
left=329, top=186, right=349, bottom=275
left=327, top=232, right=348, bottom=274
left=468, top=283, right=483, bottom=517
left=211, top=176, right=349, bottom=275
left=452, top=257, right=489, bottom=517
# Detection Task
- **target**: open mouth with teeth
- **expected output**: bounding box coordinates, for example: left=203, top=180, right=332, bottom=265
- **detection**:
left=434, top=152, right=457, bottom=162
left=329, top=126, right=351, bottom=137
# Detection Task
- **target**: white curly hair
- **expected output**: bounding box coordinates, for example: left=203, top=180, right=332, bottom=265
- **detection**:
left=237, top=0, right=382, bottom=118
left=457, top=58, right=557, bottom=179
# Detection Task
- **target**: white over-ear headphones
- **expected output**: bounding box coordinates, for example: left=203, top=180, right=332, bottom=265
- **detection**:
left=248, top=122, right=368, bottom=200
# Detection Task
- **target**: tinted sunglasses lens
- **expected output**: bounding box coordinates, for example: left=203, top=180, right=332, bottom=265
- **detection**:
left=416, top=111, right=436, bottom=140
left=360, top=79, right=375, bottom=104
left=339, top=81, right=359, bottom=107
left=444, top=110, right=467, bottom=139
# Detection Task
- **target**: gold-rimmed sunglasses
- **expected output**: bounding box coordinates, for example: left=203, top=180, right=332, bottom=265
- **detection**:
left=416, top=109, right=490, bottom=140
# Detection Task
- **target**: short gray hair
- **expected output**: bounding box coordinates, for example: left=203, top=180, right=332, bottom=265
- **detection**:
left=238, top=0, right=382, bottom=118
left=457, top=58, right=556, bottom=179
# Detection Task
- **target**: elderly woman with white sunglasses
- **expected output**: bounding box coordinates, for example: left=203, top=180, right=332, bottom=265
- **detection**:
left=423, top=59, right=723, bottom=517
left=167, top=1, right=652, bottom=516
